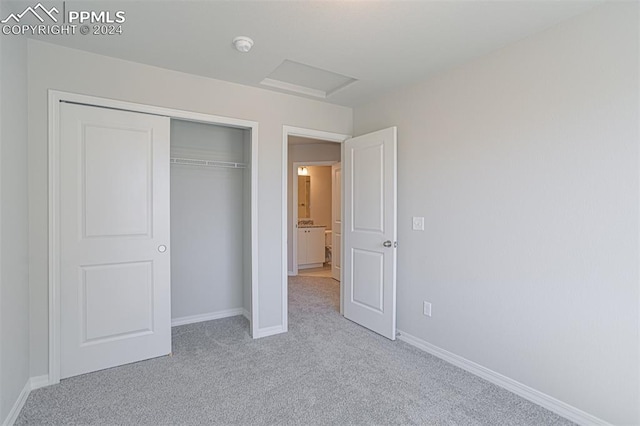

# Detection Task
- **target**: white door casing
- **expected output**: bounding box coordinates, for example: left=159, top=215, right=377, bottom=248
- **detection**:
left=59, top=102, right=172, bottom=378
left=343, top=127, right=397, bottom=340
left=331, top=163, right=342, bottom=283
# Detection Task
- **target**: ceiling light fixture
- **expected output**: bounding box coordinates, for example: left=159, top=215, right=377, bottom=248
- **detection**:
left=233, top=36, right=254, bottom=53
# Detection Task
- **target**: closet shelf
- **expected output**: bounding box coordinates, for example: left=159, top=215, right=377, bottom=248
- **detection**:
left=170, top=157, right=247, bottom=169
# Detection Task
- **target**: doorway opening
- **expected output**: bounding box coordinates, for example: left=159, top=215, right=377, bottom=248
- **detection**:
left=282, top=126, right=350, bottom=331
left=169, top=119, right=253, bottom=330
left=292, top=161, right=337, bottom=279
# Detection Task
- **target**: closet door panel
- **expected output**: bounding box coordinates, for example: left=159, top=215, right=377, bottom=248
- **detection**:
left=60, top=103, right=171, bottom=379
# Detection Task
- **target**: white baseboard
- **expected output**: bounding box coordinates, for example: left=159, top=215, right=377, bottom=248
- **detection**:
left=1, top=381, right=30, bottom=426
left=253, top=325, right=286, bottom=339
left=396, top=330, right=609, bottom=426
left=298, top=263, right=323, bottom=270
left=1, top=374, right=52, bottom=426
left=171, top=308, right=245, bottom=327
left=288, top=270, right=296, bottom=276
left=29, top=375, right=50, bottom=390
left=242, top=309, right=250, bottom=321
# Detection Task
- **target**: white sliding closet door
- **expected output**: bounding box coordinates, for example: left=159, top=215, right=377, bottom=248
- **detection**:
left=59, top=102, right=172, bottom=379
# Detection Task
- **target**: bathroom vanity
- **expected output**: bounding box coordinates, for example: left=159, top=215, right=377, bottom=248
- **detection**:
left=297, top=225, right=326, bottom=269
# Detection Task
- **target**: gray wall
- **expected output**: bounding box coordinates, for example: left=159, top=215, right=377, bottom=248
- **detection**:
left=353, top=3, right=638, bottom=424
left=0, top=22, right=30, bottom=424
left=287, top=142, right=341, bottom=272
left=170, top=120, right=248, bottom=320
left=27, top=40, right=352, bottom=376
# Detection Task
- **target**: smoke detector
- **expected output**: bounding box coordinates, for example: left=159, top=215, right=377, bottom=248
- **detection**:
left=233, top=36, right=254, bottom=53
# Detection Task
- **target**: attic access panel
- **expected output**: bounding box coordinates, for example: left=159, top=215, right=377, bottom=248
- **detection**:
left=261, top=60, right=357, bottom=99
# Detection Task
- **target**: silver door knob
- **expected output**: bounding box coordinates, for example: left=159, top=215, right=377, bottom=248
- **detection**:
left=383, top=240, right=392, bottom=248
left=158, top=245, right=167, bottom=253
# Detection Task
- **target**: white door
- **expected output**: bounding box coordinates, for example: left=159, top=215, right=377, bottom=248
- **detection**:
left=331, top=163, right=342, bottom=282
left=343, top=127, right=397, bottom=340
left=60, top=102, right=172, bottom=379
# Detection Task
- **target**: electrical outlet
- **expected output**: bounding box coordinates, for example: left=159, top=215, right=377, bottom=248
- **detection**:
left=412, top=216, right=425, bottom=231
left=423, top=301, right=432, bottom=317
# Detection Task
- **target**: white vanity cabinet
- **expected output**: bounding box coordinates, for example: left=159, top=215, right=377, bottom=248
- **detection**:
left=298, top=226, right=326, bottom=269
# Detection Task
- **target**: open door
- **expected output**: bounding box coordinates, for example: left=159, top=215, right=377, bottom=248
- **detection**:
left=343, top=127, right=397, bottom=340
left=331, top=162, right=342, bottom=283
left=59, top=102, right=172, bottom=378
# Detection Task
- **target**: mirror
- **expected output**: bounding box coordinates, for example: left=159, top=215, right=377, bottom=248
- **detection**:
left=298, top=176, right=311, bottom=218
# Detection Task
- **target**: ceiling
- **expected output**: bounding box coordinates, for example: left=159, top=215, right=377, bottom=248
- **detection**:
left=22, top=0, right=602, bottom=107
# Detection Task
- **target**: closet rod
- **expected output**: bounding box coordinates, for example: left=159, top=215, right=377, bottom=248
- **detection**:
left=170, top=158, right=247, bottom=169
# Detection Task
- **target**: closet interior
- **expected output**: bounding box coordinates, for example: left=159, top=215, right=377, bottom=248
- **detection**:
left=169, top=119, right=252, bottom=326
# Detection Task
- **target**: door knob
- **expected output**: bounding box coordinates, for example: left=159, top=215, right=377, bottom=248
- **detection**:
left=158, top=245, right=167, bottom=253
left=383, top=240, right=392, bottom=248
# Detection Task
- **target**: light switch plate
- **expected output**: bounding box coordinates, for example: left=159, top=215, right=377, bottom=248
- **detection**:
left=412, top=217, right=425, bottom=231
left=423, top=301, right=432, bottom=317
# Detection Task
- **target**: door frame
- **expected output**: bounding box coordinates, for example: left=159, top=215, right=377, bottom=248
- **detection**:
left=291, top=160, right=339, bottom=276
left=48, top=90, right=260, bottom=385
left=282, top=126, right=350, bottom=332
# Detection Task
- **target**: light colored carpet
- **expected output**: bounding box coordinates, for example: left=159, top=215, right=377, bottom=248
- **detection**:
left=17, top=276, right=573, bottom=425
